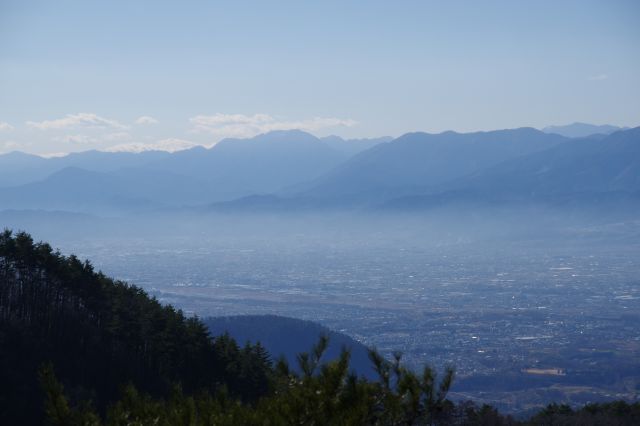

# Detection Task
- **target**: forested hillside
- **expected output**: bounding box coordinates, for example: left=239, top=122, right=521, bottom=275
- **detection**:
left=0, top=230, right=272, bottom=424
left=204, top=315, right=376, bottom=379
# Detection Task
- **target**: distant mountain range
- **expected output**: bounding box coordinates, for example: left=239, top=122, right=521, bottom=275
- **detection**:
left=0, top=131, right=390, bottom=213
left=138, top=130, right=347, bottom=199
left=0, top=149, right=172, bottom=188
left=1, top=126, right=638, bottom=215
left=320, top=135, right=393, bottom=156
left=380, top=127, right=640, bottom=210
left=211, top=127, right=640, bottom=213
left=294, top=128, right=567, bottom=202
left=0, top=166, right=212, bottom=214
left=542, top=122, right=627, bottom=138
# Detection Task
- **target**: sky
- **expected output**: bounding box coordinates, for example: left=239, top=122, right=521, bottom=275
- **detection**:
left=0, top=0, right=639, bottom=155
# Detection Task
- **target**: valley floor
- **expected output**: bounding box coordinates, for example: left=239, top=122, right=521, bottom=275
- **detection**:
left=27, top=216, right=639, bottom=414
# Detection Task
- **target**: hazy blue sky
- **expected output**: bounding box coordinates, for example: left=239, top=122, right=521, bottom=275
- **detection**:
left=1, top=0, right=638, bottom=155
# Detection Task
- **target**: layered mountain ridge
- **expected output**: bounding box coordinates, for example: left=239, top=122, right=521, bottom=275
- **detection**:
left=1, top=125, right=638, bottom=215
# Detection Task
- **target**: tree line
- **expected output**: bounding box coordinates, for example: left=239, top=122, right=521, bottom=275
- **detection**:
left=0, top=230, right=271, bottom=424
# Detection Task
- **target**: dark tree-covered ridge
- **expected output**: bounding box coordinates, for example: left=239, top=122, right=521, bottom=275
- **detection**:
left=0, top=230, right=271, bottom=425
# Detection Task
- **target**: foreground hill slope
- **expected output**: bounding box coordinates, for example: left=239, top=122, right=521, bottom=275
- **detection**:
left=204, top=315, right=375, bottom=379
left=0, top=230, right=272, bottom=425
